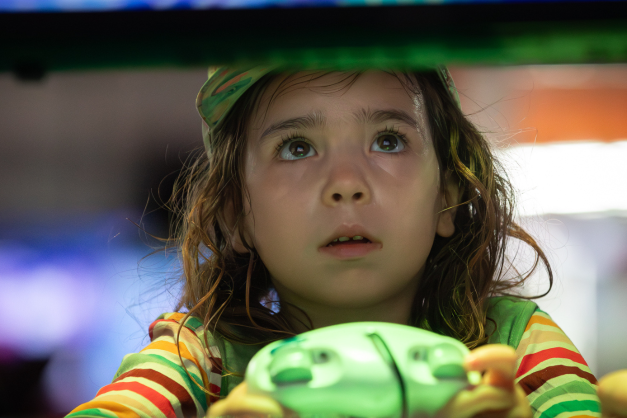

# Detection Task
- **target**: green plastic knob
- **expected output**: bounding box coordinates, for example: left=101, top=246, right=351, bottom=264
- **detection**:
left=428, top=343, right=466, bottom=379
left=269, top=345, right=314, bottom=385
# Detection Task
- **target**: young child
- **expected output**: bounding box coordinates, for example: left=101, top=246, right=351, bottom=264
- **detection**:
left=67, top=67, right=620, bottom=418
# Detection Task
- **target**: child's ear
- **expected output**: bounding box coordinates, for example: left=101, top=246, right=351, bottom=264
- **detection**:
left=223, top=198, right=250, bottom=254
left=436, top=171, right=461, bottom=238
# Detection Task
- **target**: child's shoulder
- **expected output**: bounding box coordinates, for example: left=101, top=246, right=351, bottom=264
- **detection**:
left=151, top=312, right=206, bottom=334
left=485, top=296, right=539, bottom=348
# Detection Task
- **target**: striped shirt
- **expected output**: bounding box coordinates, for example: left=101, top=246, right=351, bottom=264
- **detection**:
left=514, top=310, right=600, bottom=418
left=67, top=309, right=601, bottom=418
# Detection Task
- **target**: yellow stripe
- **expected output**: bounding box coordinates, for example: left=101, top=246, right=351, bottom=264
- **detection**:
left=520, top=323, right=568, bottom=343
left=96, top=392, right=163, bottom=418
left=517, top=329, right=574, bottom=358
left=69, top=400, right=141, bottom=418
left=525, top=314, right=560, bottom=332
left=165, top=312, right=186, bottom=322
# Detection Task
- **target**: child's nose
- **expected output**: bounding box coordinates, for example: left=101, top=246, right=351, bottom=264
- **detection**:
left=320, top=159, right=372, bottom=207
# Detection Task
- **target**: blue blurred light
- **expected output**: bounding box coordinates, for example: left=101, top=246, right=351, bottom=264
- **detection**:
left=1, top=0, right=620, bottom=12
left=0, top=212, right=181, bottom=412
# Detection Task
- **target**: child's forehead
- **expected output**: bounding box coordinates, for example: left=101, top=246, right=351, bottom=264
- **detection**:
left=264, top=70, right=416, bottom=98
left=253, top=71, right=422, bottom=123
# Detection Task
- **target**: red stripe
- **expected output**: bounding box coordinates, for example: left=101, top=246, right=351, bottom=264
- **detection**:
left=517, top=365, right=598, bottom=395
left=209, top=356, right=223, bottom=373
left=148, top=319, right=179, bottom=340
left=516, top=347, right=589, bottom=378
left=97, top=381, right=177, bottom=418
left=209, top=383, right=221, bottom=404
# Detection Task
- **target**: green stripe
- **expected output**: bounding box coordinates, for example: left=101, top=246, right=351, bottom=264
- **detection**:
left=538, top=400, right=601, bottom=418
left=531, top=380, right=598, bottom=411
left=66, top=408, right=118, bottom=418
left=183, top=316, right=204, bottom=330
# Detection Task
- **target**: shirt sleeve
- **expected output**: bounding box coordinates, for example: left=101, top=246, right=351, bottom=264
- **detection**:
left=66, top=313, right=223, bottom=418
left=515, top=308, right=601, bottom=418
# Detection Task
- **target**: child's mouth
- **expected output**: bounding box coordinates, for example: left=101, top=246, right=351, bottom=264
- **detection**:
left=326, top=237, right=372, bottom=247
left=321, top=237, right=381, bottom=259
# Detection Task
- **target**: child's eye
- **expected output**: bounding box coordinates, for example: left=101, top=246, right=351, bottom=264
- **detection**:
left=277, top=137, right=316, bottom=161
left=371, top=129, right=407, bottom=153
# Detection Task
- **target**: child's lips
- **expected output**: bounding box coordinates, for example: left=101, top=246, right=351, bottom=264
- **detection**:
left=318, top=241, right=383, bottom=259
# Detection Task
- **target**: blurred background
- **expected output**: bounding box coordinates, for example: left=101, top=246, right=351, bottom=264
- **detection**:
left=1, top=63, right=626, bottom=416
left=2, top=2, right=626, bottom=417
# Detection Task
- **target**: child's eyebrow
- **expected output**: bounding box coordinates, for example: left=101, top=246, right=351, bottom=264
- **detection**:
left=259, top=108, right=419, bottom=142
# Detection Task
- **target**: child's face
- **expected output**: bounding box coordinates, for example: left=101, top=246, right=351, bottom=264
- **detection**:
left=236, top=71, right=455, bottom=324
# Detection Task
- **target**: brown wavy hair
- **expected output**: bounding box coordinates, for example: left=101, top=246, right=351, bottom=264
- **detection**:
left=169, top=69, right=552, bottom=392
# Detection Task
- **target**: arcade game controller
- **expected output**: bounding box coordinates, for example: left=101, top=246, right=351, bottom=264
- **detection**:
left=246, top=322, right=482, bottom=418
